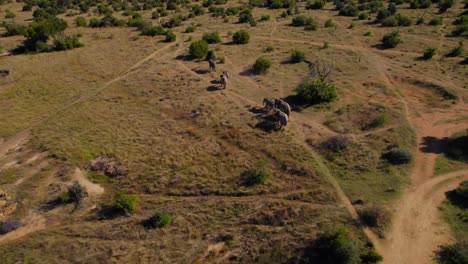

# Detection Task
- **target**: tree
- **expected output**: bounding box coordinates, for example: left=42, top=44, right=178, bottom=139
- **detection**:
left=20, top=17, right=68, bottom=52
left=295, top=61, right=337, bottom=104
left=75, top=16, right=87, bottom=27
left=189, top=40, right=209, bottom=59
left=232, top=30, right=250, bottom=44
left=382, top=30, right=401, bottom=48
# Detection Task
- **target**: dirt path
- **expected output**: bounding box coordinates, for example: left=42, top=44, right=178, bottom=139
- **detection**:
left=0, top=130, right=30, bottom=159
left=72, top=168, right=104, bottom=196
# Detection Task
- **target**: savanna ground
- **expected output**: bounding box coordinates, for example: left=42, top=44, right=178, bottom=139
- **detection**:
left=0, top=0, right=467, bottom=263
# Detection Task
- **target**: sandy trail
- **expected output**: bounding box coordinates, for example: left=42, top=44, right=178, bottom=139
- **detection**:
left=71, top=168, right=104, bottom=196
left=0, top=130, right=30, bottom=159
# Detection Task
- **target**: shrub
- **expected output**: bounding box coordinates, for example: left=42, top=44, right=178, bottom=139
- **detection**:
left=191, top=4, right=205, bottom=16
left=250, top=19, right=257, bottom=27
left=59, top=182, right=88, bottom=204
left=455, top=181, right=468, bottom=199
left=452, top=24, right=468, bottom=36
left=3, top=23, right=27, bottom=36
left=364, top=31, right=372, bottom=36
left=307, top=0, right=325, bottom=9
left=141, top=25, right=166, bottom=36
left=439, top=0, right=454, bottom=12
left=295, top=78, right=337, bottom=104
left=290, top=49, right=306, bottom=63
left=453, top=15, right=468, bottom=25
left=361, top=249, right=384, bottom=263
left=238, top=9, right=253, bottom=23
left=260, top=15, right=271, bottom=21
left=423, top=47, right=437, bottom=60
left=321, top=136, right=350, bottom=153
left=410, top=0, right=432, bottom=8
left=292, top=15, right=307, bottom=26
left=358, top=205, right=391, bottom=230
left=367, top=113, right=389, bottom=129
left=324, top=19, right=336, bottom=27
left=202, top=31, right=221, bottom=44
left=349, top=22, right=356, bottom=29
left=339, top=4, right=359, bottom=16
left=232, top=30, right=250, bottom=44
left=243, top=163, right=269, bottom=186
left=358, top=12, right=369, bottom=20
left=264, top=45, right=274, bottom=52
left=445, top=132, right=468, bottom=160
left=206, top=50, right=216, bottom=60
left=53, top=35, right=84, bottom=51
left=253, top=56, right=272, bottom=74
left=382, top=30, right=401, bottom=48
left=429, top=17, right=443, bottom=26
left=447, top=42, right=464, bottom=57
left=189, top=40, right=209, bottom=59
left=165, top=30, right=176, bottom=42
left=5, top=9, right=15, bottom=20
left=435, top=241, right=468, bottom=264
left=112, top=193, right=137, bottom=215
left=75, top=16, right=87, bottom=27
left=146, top=212, right=172, bottom=228
left=305, top=228, right=361, bottom=264
left=322, top=41, right=329, bottom=49
left=305, top=19, right=319, bottom=31
left=382, top=148, right=412, bottom=164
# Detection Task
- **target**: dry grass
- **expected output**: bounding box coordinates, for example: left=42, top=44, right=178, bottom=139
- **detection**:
left=0, top=0, right=466, bottom=262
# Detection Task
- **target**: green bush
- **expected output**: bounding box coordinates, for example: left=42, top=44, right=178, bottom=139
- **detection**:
left=146, top=212, right=172, bottom=228
left=3, top=23, right=27, bottom=36
left=339, top=4, right=359, bottom=16
left=112, top=193, right=137, bottom=215
left=307, top=0, right=325, bottom=9
left=202, top=31, right=221, bottom=44
left=59, top=182, right=88, bottom=204
left=410, top=0, right=432, bottom=8
left=429, top=17, right=443, bottom=26
left=324, top=19, right=336, bottom=27
left=358, top=12, right=369, bottom=20
left=447, top=42, right=464, bottom=57
left=53, top=34, right=84, bottom=51
left=435, top=241, right=468, bottom=264
left=292, top=15, right=311, bottom=26
left=290, top=49, right=306, bottom=63
left=260, top=14, right=270, bottom=21
left=295, top=78, right=337, bottom=104
left=206, top=50, right=216, bottom=60
left=445, top=132, right=468, bottom=160
left=238, top=9, right=253, bottom=23
left=423, top=47, right=437, bottom=60
left=243, top=163, right=269, bottom=186
left=307, top=228, right=361, bottom=264
left=439, top=0, right=454, bottom=12
left=232, top=30, right=250, bottom=44
left=382, top=30, right=401, bottom=48
left=368, top=113, right=389, bottom=129
left=189, top=40, right=209, bottom=59
left=165, top=30, right=176, bottom=42
left=141, top=25, right=166, bottom=36
left=74, top=16, right=87, bottom=27
left=253, top=56, right=272, bottom=74
left=382, top=148, right=412, bottom=164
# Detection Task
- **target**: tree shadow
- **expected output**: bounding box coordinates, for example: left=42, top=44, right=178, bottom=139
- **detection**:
left=282, top=95, right=311, bottom=112
left=239, top=68, right=256, bottom=76
left=419, top=136, right=448, bottom=154
left=175, top=54, right=191, bottom=61
left=252, top=112, right=279, bottom=133
left=445, top=190, right=467, bottom=209
left=98, top=206, right=125, bottom=220
left=248, top=106, right=269, bottom=114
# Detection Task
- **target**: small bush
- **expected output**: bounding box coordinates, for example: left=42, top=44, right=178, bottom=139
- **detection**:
left=349, top=22, right=356, bottom=29
left=321, top=136, right=350, bottom=153
left=435, top=241, right=468, bottom=264
left=202, top=31, right=221, bottom=44
left=307, top=0, right=325, bottom=9
left=290, top=49, right=306, bottom=63
left=292, top=15, right=308, bottom=26
left=382, top=30, right=401, bottom=48
left=447, top=42, right=464, bottom=57
left=243, top=163, right=269, bottom=186
left=339, top=4, right=359, bottom=17
left=364, top=31, right=372, bottom=36
left=358, top=12, right=369, bottom=20
left=3, top=23, right=26, bottom=36
left=165, top=30, right=176, bottom=42
left=423, top=47, right=437, bottom=60
left=75, top=16, right=87, bottom=27
left=305, top=228, right=361, bottom=264
left=253, top=56, right=272, bottom=74
left=112, top=193, right=137, bottom=215
left=146, top=212, right=172, bottom=228
left=439, top=0, right=454, bottom=12
left=206, top=50, right=216, bottom=60
left=232, top=30, right=250, bottom=44
left=429, top=17, right=443, bottom=26
left=382, top=148, right=412, bottom=164
left=59, top=182, right=88, bottom=204
left=368, top=113, right=389, bottom=129
left=324, top=19, right=336, bottom=27
left=295, top=78, right=337, bottom=104
left=322, top=41, right=330, bottom=49
left=238, top=9, right=253, bottom=23
left=189, top=40, right=209, bottom=59
left=53, top=35, right=84, bottom=51
left=260, top=15, right=270, bottom=21
left=358, top=205, right=391, bottom=230
left=141, top=25, right=166, bottom=36
left=264, top=45, right=274, bottom=52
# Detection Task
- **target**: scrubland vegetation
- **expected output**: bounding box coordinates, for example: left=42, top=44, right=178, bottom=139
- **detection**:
left=0, top=0, right=466, bottom=262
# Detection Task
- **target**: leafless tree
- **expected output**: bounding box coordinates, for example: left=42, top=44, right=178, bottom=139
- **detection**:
left=308, top=60, right=334, bottom=83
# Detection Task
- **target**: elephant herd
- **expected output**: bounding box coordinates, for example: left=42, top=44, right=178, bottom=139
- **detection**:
left=207, top=60, right=290, bottom=129
left=263, top=98, right=290, bottom=129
